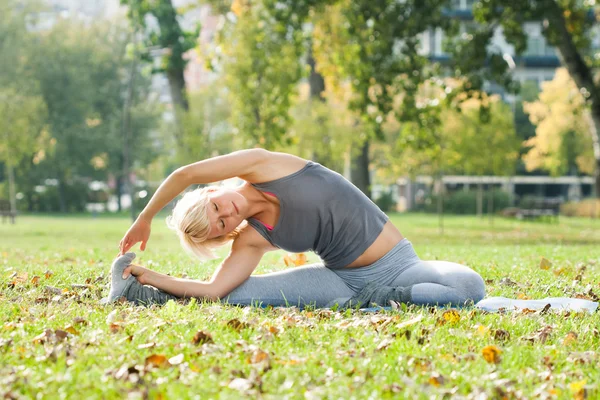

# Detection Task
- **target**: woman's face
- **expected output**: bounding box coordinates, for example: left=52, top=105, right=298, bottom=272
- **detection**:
left=206, top=188, right=247, bottom=239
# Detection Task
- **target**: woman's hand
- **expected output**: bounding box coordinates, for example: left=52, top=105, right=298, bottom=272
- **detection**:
left=122, top=264, right=152, bottom=285
left=119, top=217, right=151, bottom=255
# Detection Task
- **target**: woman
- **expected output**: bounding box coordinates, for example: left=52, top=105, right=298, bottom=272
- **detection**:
left=107, top=149, right=485, bottom=308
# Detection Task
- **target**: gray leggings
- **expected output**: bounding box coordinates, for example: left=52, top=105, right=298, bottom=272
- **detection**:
left=223, top=239, right=486, bottom=308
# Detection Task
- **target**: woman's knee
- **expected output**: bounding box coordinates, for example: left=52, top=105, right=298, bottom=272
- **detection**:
left=455, top=270, right=486, bottom=304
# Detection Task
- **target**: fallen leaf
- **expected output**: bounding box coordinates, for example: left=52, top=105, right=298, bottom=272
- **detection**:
left=227, top=318, right=250, bottom=332
left=524, top=326, right=553, bottom=344
left=428, top=372, right=446, bottom=387
left=475, top=325, right=490, bottom=336
left=396, top=315, right=423, bottom=329
left=73, top=317, right=88, bottom=325
left=283, top=253, right=307, bottom=267
left=517, top=293, right=531, bottom=300
left=145, top=354, right=169, bottom=369
left=32, top=330, right=53, bottom=344
left=64, top=325, right=79, bottom=335
left=109, top=323, right=123, bottom=333
left=138, top=342, right=156, bottom=349
left=248, top=349, right=270, bottom=364
left=44, top=270, right=54, bottom=279
left=31, top=276, right=40, bottom=286
left=168, top=353, right=184, bottom=365
left=482, top=345, right=502, bottom=364
left=539, top=257, right=552, bottom=270
left=569, top=379, right=586, bottom=400
left=563, top=331, right=578, bottom=346
left=228, top=377, right=253, bottom=392
left=376, top=338, right=394, bottom=352
left=442, top=309, right=461, bottom=324
left=493, top=329, right=510, bottom=341
left=54, top=329, right=68, bottom=341
left=44, top=286, right=62, bottom=295
left=192, top=330, right=214, bottom=345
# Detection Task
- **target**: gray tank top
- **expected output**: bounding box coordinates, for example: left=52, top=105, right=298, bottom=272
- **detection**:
left=247, top=161, right=389, bottom=269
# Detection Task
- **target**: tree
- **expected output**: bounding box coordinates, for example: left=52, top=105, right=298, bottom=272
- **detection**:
left=25, top=20, right=161, bottom=212
left=451, top=0, right=600, bottom=197
left=523, top=68, right=595, bottom=177
left=121, top=0, right=197, bottom=112
left=311, top=0, right=450, bottom=198
left=0, top=89, right=48, bottom=215
left=213, top=0, right=307, bottom=149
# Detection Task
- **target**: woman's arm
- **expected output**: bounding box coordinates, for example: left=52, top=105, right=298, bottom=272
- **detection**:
left=119, top=149, right=271, bottom=254
left=133, top=231, right=270, bottom=300
left=139, top=148, right=270, bottom=222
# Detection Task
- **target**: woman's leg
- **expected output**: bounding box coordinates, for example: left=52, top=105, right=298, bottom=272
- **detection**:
left=222, top=263, right=356, bottom=308
left=389, top=260, right=486, bottom=306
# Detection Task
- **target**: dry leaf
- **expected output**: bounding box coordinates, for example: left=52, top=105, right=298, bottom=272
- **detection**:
left=482, top=345, right=502, bottom=364
left=539, top=257, right=552, bottom=270
left=563, top=331, right=578, bottom=346
left=376, top=338, right=394, bottom=351
left=493, top=329, right=510, bottom=341
left=517, top=293, right=531, bottom=300
left=64, top=325, right=79, bottom=335
left=442, top=309, right=461, bottom=324
left=428, top=372, right=446, bottom=387
left=138, top=342, right=156, bottom=349
left=248, top=349, right=270, bottom=364
left=283, top=253, right=307, bottom=267
left=44, top=270, right=54, bottom=279
left=168, top=353, right=184, bottom=365
left=569, top=379, right=586, bottom=400
left=228, top=377, right=253, bottom=392
left=227, top=318, right=250, bottom=332
left=31, top=276, right=40, bottom=286
left=396, top=315, right=423, bottom=329
left=145, top=354, right=169, bottom=368
left=192, top=330, right=213, bottom=345
left=54, top=330, right=68, bottom=341
left=109, top=323, right=123, bottom=333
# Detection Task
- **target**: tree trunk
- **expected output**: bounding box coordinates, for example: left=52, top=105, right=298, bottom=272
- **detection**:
left=488, top=185, right=494, bottom=226
left=350, top=139, right=371, bottom=199
left=307, top=45, right=332, bottom=167
left=7, top=164, right=16, bottom=223
left=545, top=0, right=600, bottom=197
left=58, top=178, right=67, bottom=213
left=436, top=176, right=444, bottom=235
left=123, top=41, right=138, bottom=222
left=166, top=68, right=189, bottom=112
left=116, top=174, right=123, bottom=212
left=477, top=181, right=483, bottom=217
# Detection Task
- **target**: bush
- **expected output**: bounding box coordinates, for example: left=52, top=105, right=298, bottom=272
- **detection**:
left=560, top=199, right=600, bottom=218
left=374, top=190, right=397, bottom=213
left=17, top=181, right=88, bottom=212
left=424, top=190, right=510, bottom=214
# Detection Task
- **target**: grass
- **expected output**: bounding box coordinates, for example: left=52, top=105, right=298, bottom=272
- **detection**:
left=1, top=213, right=599, bottom=399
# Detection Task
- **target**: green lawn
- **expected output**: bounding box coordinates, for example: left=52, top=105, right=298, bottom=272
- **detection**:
left=1, top=214, right=599, bottom=399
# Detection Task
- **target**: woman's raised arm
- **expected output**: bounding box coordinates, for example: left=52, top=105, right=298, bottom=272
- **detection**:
left=118, top=148, right=270, bottom=254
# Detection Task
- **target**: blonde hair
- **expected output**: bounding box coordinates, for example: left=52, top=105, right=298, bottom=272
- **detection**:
left=166, top=186, right=243, bottom=260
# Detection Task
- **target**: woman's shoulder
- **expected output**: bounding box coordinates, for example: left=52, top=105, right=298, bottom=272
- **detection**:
left=244, top=151, right=310, bottom=184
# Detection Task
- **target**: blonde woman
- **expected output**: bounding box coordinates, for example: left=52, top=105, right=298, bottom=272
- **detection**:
left=107, top=149, right=485, bottom=308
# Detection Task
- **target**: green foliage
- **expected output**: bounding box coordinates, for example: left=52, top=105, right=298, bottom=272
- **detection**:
left=423, top=190, right=510, bottom=214
left=215, top=0, right=307, bottom=148
left=374, top=190, right=397, bottom=212
left=121, top=0, right=199, bottom=77
left=17, top=182, right=88, bottom=213
left=0, top=88, right=48, bottom=167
